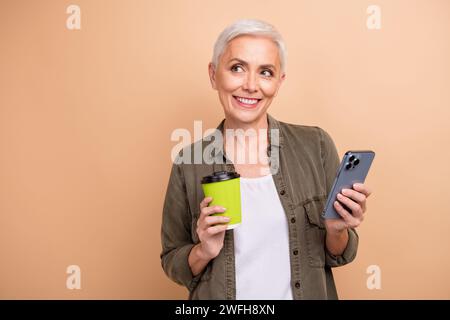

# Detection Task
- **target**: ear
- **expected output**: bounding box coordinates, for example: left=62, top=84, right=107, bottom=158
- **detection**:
left=208, top=62, right=217, bottom=90
left=273, top=72, right=286, bottom=97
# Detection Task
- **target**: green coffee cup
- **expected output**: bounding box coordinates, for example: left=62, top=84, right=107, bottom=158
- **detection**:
left=201, top=171, right=241, bottom=230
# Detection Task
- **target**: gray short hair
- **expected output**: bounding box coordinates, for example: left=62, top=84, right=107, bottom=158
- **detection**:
left=211, top=19, right=287, bottom=73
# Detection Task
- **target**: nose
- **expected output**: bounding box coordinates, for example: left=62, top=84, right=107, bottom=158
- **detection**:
left=242, top=72, right=258, bottom=93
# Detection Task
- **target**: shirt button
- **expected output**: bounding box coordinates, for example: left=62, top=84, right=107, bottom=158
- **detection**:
left=293, top=249, right=298, bottom=255
left=295, top=281, right=301, bottom=289
left=290, top=217, right=296, bottom=223
left=280, top=190, right=286, bottom=196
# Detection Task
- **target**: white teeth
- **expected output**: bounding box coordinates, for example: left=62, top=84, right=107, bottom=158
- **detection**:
left=236, top=97, right=259, bottom=105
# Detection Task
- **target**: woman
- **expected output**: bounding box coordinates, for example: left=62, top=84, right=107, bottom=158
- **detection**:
left=161, top=19, right=372, bottom=299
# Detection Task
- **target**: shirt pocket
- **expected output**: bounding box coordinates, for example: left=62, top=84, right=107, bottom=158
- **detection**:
left=303, top=197, right=327, bottom=268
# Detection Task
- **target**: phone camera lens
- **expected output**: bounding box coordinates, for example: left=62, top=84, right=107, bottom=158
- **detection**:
left=349, top=155, right=355, bottom=162
left=354, top=158, right=360, bottom=166
left=345, top=162, right=352, bottom=170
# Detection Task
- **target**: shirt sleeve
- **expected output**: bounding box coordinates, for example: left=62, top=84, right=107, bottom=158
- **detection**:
left=318, top=127, right=359, bottom=267
left=160, top=159, right=203, bottom=291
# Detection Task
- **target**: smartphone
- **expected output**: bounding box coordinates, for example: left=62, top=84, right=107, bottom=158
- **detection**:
left=322, top=150, right=375, bottom=219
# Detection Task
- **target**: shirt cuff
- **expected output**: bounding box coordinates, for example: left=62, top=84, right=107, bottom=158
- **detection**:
left=325, top=228, right=359, bottom=267
left=168, top=243, right=207, bottom=292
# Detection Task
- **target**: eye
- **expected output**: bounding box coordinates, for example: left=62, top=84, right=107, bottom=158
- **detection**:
left=261, top=69, right=274, bottom=77
left=231, top=64, right=244, bottom=72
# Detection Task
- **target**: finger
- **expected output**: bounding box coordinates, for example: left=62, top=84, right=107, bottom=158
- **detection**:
left=341, top=188, right=365, bottom=204
left=201, top=205, right=226, bottom=218
left=336, top=193, right=363, bottom=217
left=353, top=183, right=372, bottom=198
left=334, top=201, right=360, bottom=227
left=334, top=201, right=353, bottom=223
left=204, top=215, right=230, bottom=227
left=206, top=224, right=228, bottom=236
left=341, top=188, right=366, bottom=212
left=200, top=197, right=213, bottom=210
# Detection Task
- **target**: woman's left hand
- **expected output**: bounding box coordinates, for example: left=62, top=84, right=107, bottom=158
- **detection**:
left=324, top=183, right=372, bottom=233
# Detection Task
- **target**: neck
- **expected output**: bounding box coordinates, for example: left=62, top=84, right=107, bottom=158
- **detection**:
left=223, top=113, right=270, bottom=165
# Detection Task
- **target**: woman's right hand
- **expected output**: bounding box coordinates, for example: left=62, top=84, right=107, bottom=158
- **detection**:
left=196, top=197, right=230, bottom=260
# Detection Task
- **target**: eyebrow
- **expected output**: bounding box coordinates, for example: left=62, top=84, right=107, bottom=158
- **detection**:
left=228, top=58, right=277, bottom=71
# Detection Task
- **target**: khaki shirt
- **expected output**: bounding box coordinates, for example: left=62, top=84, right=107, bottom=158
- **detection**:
left=160, top=114, right=358, bottom=299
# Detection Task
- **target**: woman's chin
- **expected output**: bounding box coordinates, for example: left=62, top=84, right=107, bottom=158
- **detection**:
left=227, top=108, right=266, bottom=125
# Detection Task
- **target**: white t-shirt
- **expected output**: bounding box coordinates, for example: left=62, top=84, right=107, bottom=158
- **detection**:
left=234, top=174, right=293, bottom=300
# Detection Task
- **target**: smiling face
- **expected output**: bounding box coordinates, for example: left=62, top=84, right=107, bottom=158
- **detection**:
left=209, top=35, right=286, bottom=127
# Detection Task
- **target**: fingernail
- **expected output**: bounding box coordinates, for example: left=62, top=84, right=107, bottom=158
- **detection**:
left=342, top=189, right=349, bottom=195
left=224, top=217, right=230, bottom=221
left=220, top=207, right=226, bottom=211
left=337, top=193, right=343, bottom=199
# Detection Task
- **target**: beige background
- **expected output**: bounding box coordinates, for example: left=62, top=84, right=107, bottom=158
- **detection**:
left=1, top=0, right=449, bottom=299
